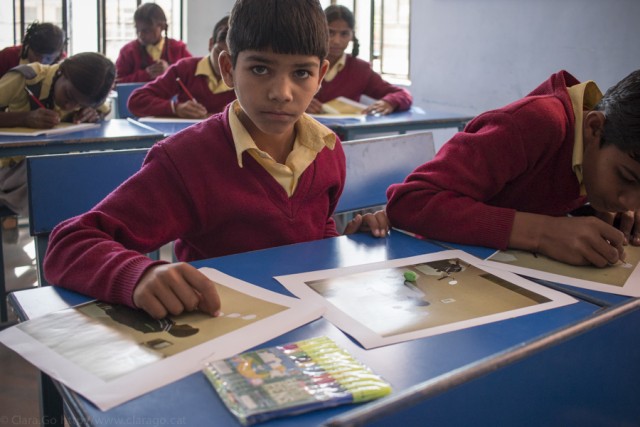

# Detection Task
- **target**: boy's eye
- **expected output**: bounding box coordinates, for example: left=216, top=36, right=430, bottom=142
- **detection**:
left=251, top=66, right=268, bottom=75
left=294, top=70, right=311, bottom=79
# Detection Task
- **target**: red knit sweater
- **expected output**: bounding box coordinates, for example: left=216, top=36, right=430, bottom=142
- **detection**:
left=386, top=70, right=588, bottom=250
left=44, top=106, right=345, bottom=307
left=0, top=45, right=21, bottom=78
left=128, top=57, right=236, bottom=117
left=316, top=55, right=412, bottom=111
left=116, top=38, right=192, bottom=83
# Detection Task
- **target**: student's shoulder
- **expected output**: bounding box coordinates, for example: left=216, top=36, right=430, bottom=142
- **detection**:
left=172, top=56, right=202, bottom=71
left=155, top=112, right=230, bottom=152
left=0, top=45, right=21, bottom=56
left=118, top=40, right=141, bottom=54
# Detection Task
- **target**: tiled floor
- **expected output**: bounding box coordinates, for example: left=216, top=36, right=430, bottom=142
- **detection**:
left=0, top=221, right=41, bottom=423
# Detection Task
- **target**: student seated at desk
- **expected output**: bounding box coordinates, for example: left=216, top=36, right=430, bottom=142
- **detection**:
left=44, top=0, right=389, bottom=321
left=0, top=21, right=66, bottom=78
left=128, top=16, right=236, bottom=119
left=116, top=3, right=192, bottom=83
left=0, top=52, right=115, bottom=220
left=387, top=69, right=640, bottom=268
left=306, top=5, right=412, bottom=116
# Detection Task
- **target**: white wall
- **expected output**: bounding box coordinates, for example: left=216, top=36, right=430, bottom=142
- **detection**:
left=410, top=0, right=640, bottom=116
left=185, top=0, right=235, bottom=56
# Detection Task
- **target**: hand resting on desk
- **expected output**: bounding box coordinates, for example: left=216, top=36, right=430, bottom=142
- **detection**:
left=343, top=210, right=390, bottom=237
left=134, top=263, right=221, bottom=319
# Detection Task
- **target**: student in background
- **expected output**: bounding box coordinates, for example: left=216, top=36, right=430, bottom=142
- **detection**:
left=387, top=69, right=640, bottom=267
left=128, top=16, right=236, bottom=118
left=44, top=0, right=388, bottom=320
left=0, top=22, right=66, bottom=78
left=0, top=52, right=115, bottom=223
left=116, top=2, right=191, bottom=83
left=306, top=5, right=412, bottom=116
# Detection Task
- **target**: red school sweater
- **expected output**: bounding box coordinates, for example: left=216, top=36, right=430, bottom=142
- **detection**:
left=316, top=55, right=412, bottom=111
left=116, top=38, right=192, bottom=83
left=44, top=106, right=346, bottom=307
left=128, top=56, right=236, bottom=117
left=0, top=45, right=21, bottom=78
left=386, top=70, right=587, bottom=250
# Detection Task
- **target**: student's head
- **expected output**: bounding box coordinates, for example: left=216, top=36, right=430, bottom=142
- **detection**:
left=325, top=5, right=359, bottom=63
left=582, top=69, right=640, bottom=213
left=219, top=0, right=329, bottom=139
left=54, top=52, right=115, bottom=111
left=134, top=3, right=168, bottom=46
left=21, top=22, right=66, bottom=65
left=208, top=16, right=229, bottom=78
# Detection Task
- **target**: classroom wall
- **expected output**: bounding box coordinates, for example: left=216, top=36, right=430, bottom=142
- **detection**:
left=186, top=0, right=236, bottom=56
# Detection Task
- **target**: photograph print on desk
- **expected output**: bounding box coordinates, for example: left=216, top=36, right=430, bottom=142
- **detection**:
left=276, top=250, right=576, bottom=349
left=481, top=245, right=640, bottom=297
left=0, top=267, right=324, bottom=411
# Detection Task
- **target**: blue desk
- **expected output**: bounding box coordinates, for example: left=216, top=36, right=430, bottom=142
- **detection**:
left=314, top=107, right=474, bottom=140
left=9, top=232, right=603, bottom=426
left=0, top=119, right=164, bottom=157
left=132, top=119, right=199, bottom=137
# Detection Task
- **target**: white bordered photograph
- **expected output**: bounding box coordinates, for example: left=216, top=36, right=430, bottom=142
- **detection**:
left=482, top=245, right=640, bottom=297
left=0, top=267, right=324, bottom=411
left=275, top=250, right=576, bottom=349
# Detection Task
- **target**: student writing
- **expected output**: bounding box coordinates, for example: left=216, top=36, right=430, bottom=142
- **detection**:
left=44, top=0, right=389, bottom=320
left=306, top=5, right=412, bottom=116
left=386, top=70, right=640, bottom=267
left=116, top=2, right=192, bottom=83
left=128, top=16, right=236, bottom=118
left=0, top=21, right=66, bottom=78
left=0, top=52, right=115, bottom=217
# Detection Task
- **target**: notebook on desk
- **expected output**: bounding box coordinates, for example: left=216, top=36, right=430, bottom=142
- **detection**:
left=319, top=96, right=367, bottom=117
left=0, top=122, right=99, bottom=136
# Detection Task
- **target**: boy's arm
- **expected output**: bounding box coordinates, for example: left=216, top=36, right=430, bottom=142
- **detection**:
left=362, top=68, right=413, bottom=112
left=509, top=211, right=625, bottom=267
left=128, top=66, right=181, bottom=117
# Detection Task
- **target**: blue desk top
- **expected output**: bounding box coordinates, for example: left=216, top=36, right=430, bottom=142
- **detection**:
left=0, top=119, right=164, bottom=157
left=9, top=232, right=602, bottom=426
left=132, top=119, right=199, bottom=136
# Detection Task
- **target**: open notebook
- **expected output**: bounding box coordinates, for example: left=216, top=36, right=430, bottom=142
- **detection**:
left=320, top=96, right=367, bottom=116
left=0, top=122, right=99, bottom=137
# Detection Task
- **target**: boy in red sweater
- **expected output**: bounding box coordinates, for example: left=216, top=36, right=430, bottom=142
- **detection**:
left=387, top=69, right=640, bottom=268
left=128, top=16, right=236, bottom=118
left=44, top=0, right=388, bottom=320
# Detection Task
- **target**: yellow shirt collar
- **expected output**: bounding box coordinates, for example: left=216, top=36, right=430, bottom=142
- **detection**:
left=324, top=53, right=347, bottom=82
left=569, top=81, right=603, bottom=195
left=194, top=56, right=231, bottom=94
left=145, top=38, right=165, bottom=61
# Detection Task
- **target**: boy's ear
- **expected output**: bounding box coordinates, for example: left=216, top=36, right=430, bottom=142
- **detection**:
left=319, top=59, right=330, bottom=83
left=583, top=111, right=606, bottom=149
left=219, top=51, right=234, bottom=88
left=208, top=37, right=214, bottom=52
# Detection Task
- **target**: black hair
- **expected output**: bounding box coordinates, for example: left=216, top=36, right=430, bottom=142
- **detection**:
left=227, top=0, right=328, bottom=67
left=20, top=22, right=66, bottom=60
left=59, top=52, right=115, bottom=107
left=134, top=3, right=168, bottom=32
left=324, top=5, right=359, bottom=58
left=595, top=69, right=640, bottom=159
left=212, top=16, right=229, bottom=43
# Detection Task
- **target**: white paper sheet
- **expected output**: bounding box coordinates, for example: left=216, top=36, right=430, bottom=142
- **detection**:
left=482, top=245, right=640, bottom=297
left=276, top=250, right=576, bottom=349
left=0, top=122, right=99, bottom=136
left=0, top=268, right=324, bottom=411
left=137, top=117, right=204, bottom=123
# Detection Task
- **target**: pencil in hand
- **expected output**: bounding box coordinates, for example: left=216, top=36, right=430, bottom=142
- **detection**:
left=176, top=77, right=197, bottom=102
left=24, top=87, right=47, bottom=109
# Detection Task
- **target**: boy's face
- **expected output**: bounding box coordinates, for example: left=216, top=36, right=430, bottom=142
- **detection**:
left=53, top=74, right=95, bottom=111
left=208, top=25, right=229, bottom=78
left=136, top=22, right=163, bottom=46
left=582, top=112, right=640, bottom=212
left=219, top=48, right=329, bottom=141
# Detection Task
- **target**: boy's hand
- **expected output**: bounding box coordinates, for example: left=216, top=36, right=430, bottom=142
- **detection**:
left=306, top=98, right=323, bottom=114
left=363, top=100, right=393, bottom=116
left=343, top=210, right=390, bottom=237
left=73, top=107, right=100, bottom=123
left=175, top=100, right=208, bottom=118
left=25, top=109, right=60, bottom=128
left=535, top=216, right=626, bottom=267
left=133, top=263, right=221, bottom=319
left=595, top=210, right=640, bottom=246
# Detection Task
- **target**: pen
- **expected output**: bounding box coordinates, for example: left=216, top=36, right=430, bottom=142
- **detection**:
left=176, top=77, right=197, bottom=102
left=24, top=87, right=46, bottom=109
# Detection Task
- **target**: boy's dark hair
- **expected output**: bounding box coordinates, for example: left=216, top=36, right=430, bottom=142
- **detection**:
left=59, top=52, right=115, bottom=107
left=596, top=69, right=640, bottom=158
left=212, top=16, right=229, bottom=43
left=325, top=5, right=359, bottom=58
left=134, top=3, right=168, bottom=32
left=227, top=0, right=328, bottom=67
left=21, top=22, right=66, bottom=59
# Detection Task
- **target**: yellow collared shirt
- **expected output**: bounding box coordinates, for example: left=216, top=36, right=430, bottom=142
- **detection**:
left=323, top=53, right=347, bottom=82
left=228, top=101, right=336, bottom=197
left=568, top=81, right=604, bottom=195
left=194, top=56, right=232, bottom=94
left=145, top=38, right=165, bottom=61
